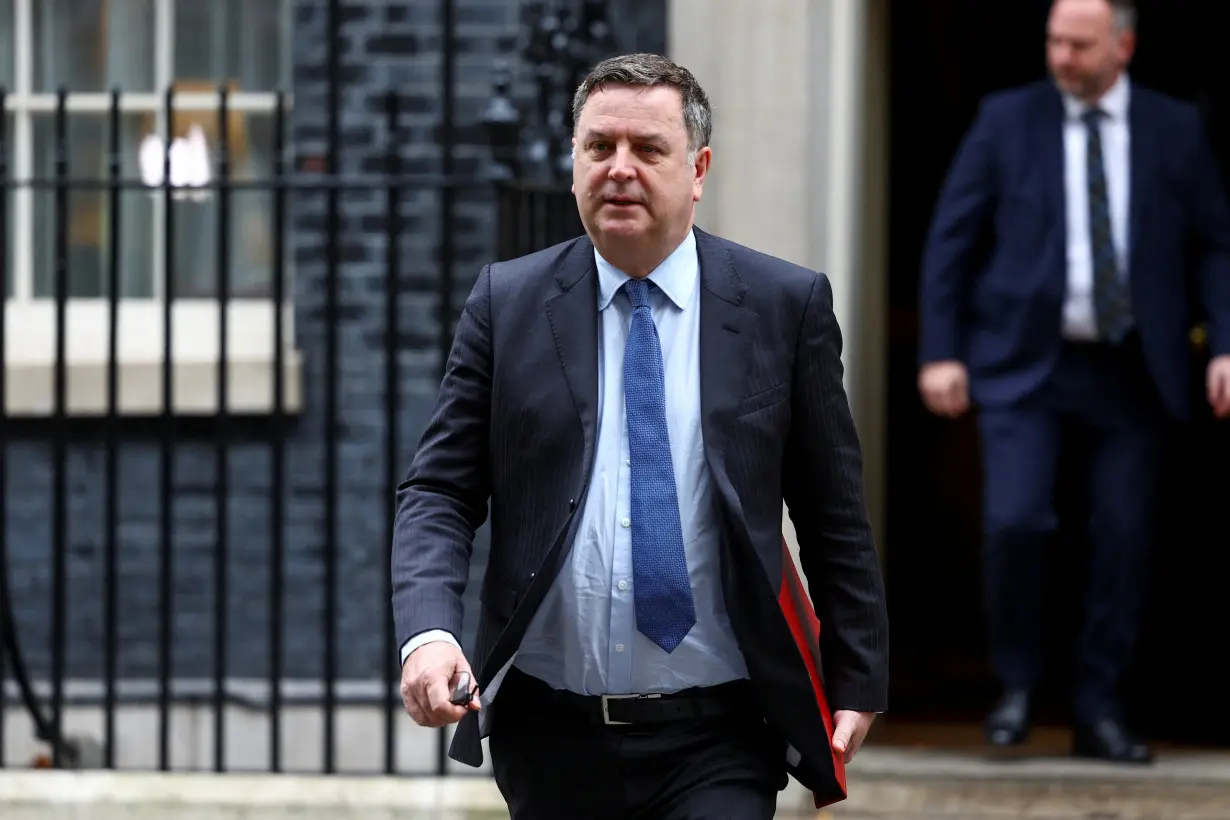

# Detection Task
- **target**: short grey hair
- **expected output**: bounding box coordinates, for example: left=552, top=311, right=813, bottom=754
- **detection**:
left=1052, top=0, right=1136, bottom=32
left=571, top=53, right=712, bottom=157
left=1107, top=0, right=1137, bottom=31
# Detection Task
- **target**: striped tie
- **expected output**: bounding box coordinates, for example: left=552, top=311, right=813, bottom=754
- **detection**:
left=1084, top=107, right=1133, bottom=343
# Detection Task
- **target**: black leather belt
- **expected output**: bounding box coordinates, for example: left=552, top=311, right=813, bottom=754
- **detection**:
left=503, top=667, right=752, bottom=727
left=1064, top=329, right=1141, bottom=351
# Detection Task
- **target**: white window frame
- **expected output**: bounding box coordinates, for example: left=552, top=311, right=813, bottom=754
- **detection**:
left=4, top=0, right=302, bottom=417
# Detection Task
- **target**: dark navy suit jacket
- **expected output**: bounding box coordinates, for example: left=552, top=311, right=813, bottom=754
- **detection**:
left=919, top=80, right=1230, bottom=419
left=391, top=228, right=889, bottom=806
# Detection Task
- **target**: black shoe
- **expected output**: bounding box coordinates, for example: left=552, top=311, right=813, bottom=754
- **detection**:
left=1072, top=718, right=1154, bottom=764
left=985, top=688, right=1032, bottom=747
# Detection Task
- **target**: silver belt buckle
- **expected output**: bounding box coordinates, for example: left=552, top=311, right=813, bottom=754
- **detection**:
left=600, top=693, right=660, bottom=725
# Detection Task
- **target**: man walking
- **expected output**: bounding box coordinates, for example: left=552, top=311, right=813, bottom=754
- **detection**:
left=393, top=53, right=889, bottom=818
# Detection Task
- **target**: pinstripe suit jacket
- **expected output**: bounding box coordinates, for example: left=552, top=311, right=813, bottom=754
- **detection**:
left=391, top=226, right=888, bottom=803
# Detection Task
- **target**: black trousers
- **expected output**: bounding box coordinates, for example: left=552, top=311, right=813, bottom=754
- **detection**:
left=976, top=336, right=1167, bottom=722
left=489, top=667, right=787, bottom=820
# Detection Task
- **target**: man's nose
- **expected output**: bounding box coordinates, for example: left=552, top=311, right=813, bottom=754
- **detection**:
left=608, top=146, right=637, bottom=181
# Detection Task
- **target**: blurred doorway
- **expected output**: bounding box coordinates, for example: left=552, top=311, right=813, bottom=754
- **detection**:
left=884, top=0, right=1230, bottom=745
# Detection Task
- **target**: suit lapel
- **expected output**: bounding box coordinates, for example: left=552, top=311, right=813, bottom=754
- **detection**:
left=695, top=227, right=755, bottom=468
left=1036, top=85, right=1067, bottom=241
left=545, top=239, right=600, bottom=465
left=1128, top=90, right=1156, bottom=276
left=543, top=227, right=756, bottom=514
left=1039, top=81, right=1154, bottom=277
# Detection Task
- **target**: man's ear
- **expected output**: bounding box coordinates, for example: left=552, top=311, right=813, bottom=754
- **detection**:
left=692, top=146, right=712, bottom=202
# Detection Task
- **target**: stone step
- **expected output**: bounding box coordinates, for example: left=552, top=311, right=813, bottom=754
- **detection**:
left=1, top=747, right=1228, bottom=819
left=804, top=748, right=1230, bottom=819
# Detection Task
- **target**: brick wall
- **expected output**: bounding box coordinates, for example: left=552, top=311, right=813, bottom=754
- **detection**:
left=4, top=0, right=664, bottom=685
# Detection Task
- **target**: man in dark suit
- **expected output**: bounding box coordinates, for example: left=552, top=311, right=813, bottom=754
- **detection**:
left=391, top=53, right=889, bottom=818
left=919, top=0, right=1230, bottom=764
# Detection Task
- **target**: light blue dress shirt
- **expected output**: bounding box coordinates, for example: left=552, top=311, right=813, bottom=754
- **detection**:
left=401, top=230, right=748, bottom=700
left=512, top=229, right=748, bottom=695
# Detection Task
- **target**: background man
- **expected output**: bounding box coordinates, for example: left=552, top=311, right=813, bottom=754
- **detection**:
left=918, top=0, right=1230, bottom=763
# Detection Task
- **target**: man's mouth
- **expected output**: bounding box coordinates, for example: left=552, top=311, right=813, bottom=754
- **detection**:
left=605, top=197, right=641, bottom=206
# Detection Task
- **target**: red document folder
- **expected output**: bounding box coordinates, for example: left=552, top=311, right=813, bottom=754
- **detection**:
left=776, top=536, right=848, bottom=808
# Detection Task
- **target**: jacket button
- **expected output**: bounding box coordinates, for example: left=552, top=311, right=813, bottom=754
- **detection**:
left=568, top=498, right=576, bottom=510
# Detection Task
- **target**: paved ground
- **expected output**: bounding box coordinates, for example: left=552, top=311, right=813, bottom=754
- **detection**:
left=4, top=746, right=1230, bottom=819
left=0, top=812, right=1197, bottom=819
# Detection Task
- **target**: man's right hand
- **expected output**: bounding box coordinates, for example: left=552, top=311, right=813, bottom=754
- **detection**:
left=918, top=360, right=970, bottom=418
left=401, top=641, right=481, bottom=728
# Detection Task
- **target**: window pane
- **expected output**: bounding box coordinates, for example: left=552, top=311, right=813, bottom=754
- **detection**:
left=2, top=113, right=11, bottom=298
left=170, top=111, right=281, bottom=299
left=175, top=0, right=290, bottom=92
left=0, top=0, right=13, bottom=90
left=33, top=0, right=156, bottom=92
left=31, top=112, right=155, bottom=298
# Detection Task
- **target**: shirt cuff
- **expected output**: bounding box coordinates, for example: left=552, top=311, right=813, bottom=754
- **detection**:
left=399, top=629, right=461, bottom=666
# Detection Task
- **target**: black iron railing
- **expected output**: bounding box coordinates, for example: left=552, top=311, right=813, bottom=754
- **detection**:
left=495, top=180, right=585, bottom=261
left=0, top=0, right=622, bottom=780
left=0, top=82, right=431, bottom=775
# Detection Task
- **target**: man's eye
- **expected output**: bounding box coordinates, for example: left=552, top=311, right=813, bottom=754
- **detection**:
left=640, top=145, right=658, bottom=154
left=591, top=142, right=609, bottom=151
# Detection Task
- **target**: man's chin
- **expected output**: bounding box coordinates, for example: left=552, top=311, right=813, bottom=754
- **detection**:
left=595, top=219, right=647, bottom=239
left=1053, top=75, right=1092, bottom=100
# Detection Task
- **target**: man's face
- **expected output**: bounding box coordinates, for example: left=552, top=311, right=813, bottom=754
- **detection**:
left=571, top=84, right=709, bottom=258
left=1046, top=0, right=1135, bottom=102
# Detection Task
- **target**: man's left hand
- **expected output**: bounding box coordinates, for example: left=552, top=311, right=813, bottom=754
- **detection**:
left=1208, top=355, right=1230, bottom=418
left=831, top=710, right=876, bottom=764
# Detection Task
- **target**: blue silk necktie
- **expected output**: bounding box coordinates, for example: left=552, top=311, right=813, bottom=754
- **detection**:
left=622, top=278, right=696, bottom=653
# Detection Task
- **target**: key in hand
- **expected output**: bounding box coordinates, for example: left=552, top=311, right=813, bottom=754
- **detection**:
left=449, top=671, right=479, bottom=706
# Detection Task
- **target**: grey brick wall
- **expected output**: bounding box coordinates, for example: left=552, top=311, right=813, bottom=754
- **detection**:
left=4, top=0, right=664, bottom=685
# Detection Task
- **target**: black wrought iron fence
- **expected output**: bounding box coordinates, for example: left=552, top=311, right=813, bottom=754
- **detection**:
left=0, top=81, right=437, bottom=776
left=0, top=0, right=625, bottom=781
left=495, top=180, right=585, bottom=261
